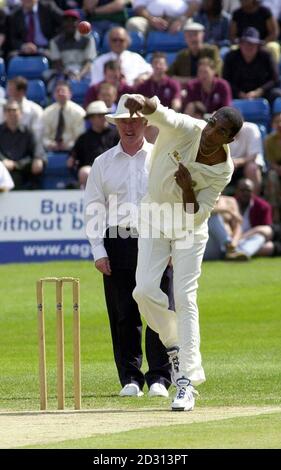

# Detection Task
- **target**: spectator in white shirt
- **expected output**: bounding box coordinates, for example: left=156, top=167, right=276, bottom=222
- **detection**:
left=126, top=0, right=201, bottom=36
left=41, top=80, right=85, bottom=151
left=2, top=76, right=43, bottom=144
left=90, top=27, right=152, bottom=87
left=228, top=121, right=265, bottom=195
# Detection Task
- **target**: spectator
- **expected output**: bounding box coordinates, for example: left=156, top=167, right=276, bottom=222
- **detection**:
left=0, top=160, right=15, bottom=191
left=96, top=82, right=117, bottom=111
left=84, top=59, right=133, bottom=108
left=135, top=52, right=182, bottom=111
left=68, top=100, right=119, bottom=188
left=231, top=177, right=274, bottom=258
left=82, top=0, right=129, bottom=38
left=228, top=121, right=265, bottom=194
left=223, top=27, right=281, bottom=105
left=0, top=99, right=45, bottom=189
left=48, top=9, right=97, bottom=85
left=264, top=112, right=281, bottom=222
left=236, top=178, right=272, bottom=225
left=229, top=0, right=280, bottom=63
left=204, top=195, right=246, bottom=260
left=89, top=26, right=152, bottom=86
left=42, top=80, right=85, bottom=151
left=204, top=191, right=277, bottom=260
left=182, top=57, right=232, bottom=113
left=126, top=0, right=201, bottom=36
left=7, top=0, right=63, bottom=58
left=1, top=76, right=43, bottom=144
left=194, top=0, right=231, bottom=47
left=168, top=20, right=221, bottom=85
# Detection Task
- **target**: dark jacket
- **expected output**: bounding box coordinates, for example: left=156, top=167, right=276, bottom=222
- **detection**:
left=7, top=0, right=63, bottom=54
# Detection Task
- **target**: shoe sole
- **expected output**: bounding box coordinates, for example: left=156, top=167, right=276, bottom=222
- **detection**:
left=171, top=405, right=194, bottom=411
left=119, top=391, right=144, bottom=397
left=148, top=392, right=169, bottom=398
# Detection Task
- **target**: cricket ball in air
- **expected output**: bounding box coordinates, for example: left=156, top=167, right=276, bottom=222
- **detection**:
left=78, top=21, right=91, bottom=35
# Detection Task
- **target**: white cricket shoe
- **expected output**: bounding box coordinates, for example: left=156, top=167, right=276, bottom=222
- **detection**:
left=119, top=383, right=144, bottom=397
left=148, top=383, right=169, bottom=397
left=171, top=377, right=198, bottom=411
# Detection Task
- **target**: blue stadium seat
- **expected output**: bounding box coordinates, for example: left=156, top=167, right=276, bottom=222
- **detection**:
left=69, top=78, right=90, bottom=105
left=0, top=58, right=6, bottom=86
left=42, top=152, right=76, bottom=189
left=232, top=98, right=271, bottom=129
left=146, top=31, right=186, bottom=53
left=7, top=55, right=49, bottom=80
left=145, top=51, right=178, bottom=66
left=101, top=31, right=145, bottom=54
left=26, top=79, right=47, bottom=107
left=272, top=96, right=281, bottom=114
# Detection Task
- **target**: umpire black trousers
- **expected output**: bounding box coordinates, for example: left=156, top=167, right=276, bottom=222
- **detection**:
left=103, top=227, right=173, bottom=390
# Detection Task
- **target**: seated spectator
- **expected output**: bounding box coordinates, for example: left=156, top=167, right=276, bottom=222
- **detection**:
left=1, top=76, right=43, bottom=144
left=0, top=100, right=45, bottom=189
left=82, top=0, right=129, bottom=38
left=126, top=0, right=200, bottom=36
left=193, top=0, right=231, bottom=47
left=229, top=0, right=280, bottom=63
left=182, top=57, right=232, bottom=113
left=168, top=20, right=221, bottom=85
left=84, top=59, right=133, bottom=108
left=7, top=0, right=63, bottom=58
left=90, top=26, right=152, bottom=86
left=264, top=112, right=281, bottom=222
left=204, top=191, right=278, bottom=260
left=48, top=9, right=97, bottom=87
left=0, top=160, right=15, bottom=191
left=135, top=52, right=182, bottom=111
left=42, top=80, right=85, bottom=151
left=68, top=100, right=119, bottom=188
left=231, top=178, right=274, bottom=258
left=228, top=121, right=265, bottom=194
left=204, top=195, right=246, bottom=260
left=96, top=82, right=117, bottom=111
left=223, top=27, right=281, bottom=105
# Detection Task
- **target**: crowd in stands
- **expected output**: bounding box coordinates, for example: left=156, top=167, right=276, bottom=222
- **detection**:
left=0, top=0, right=281, bottom=259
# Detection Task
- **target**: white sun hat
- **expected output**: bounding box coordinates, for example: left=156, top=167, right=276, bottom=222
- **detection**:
left=105, top=94, right=145, bottom=125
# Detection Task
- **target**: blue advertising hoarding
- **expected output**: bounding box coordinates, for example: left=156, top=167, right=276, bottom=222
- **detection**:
left=0, top=190, right=92, bottom=264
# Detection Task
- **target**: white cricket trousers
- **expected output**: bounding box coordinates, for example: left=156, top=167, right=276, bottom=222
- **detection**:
left=133, top=234, right=207, bottom=386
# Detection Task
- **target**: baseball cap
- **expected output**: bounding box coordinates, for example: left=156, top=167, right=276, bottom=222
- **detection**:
left=63, top=9, right=81, bottom=20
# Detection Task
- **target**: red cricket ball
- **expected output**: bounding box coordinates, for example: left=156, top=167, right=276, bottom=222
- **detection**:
left=78, top=21, right=92, bottom=35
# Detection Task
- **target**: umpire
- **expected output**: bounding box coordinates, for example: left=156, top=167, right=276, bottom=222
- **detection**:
left=84, top=94, right=173, bottom=397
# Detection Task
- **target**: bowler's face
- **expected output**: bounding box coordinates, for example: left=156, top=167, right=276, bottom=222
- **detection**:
left=201, top=116, right=234, bottom=147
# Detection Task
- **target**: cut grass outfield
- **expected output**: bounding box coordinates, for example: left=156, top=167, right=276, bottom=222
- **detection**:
left=0, top=258, right=280, bottom=448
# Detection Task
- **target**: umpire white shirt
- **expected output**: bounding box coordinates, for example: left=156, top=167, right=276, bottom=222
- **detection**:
left=84, top=139, right=153, bottom=261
